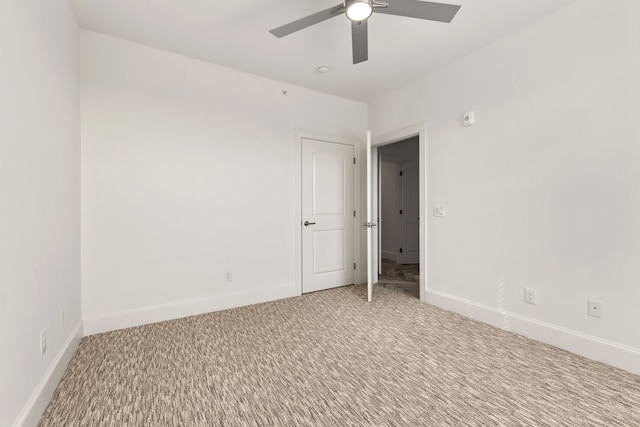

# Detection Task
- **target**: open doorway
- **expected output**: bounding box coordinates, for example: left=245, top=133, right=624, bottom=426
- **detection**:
left=377, top=137, right=420, bottom=299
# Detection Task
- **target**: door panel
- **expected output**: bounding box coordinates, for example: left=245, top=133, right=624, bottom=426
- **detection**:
left=313, top=230, right=345, bottom=274
left=366, top=131, right=375, bottom=302
left=371, top=142, right=379, bottom=287
left=380, top=160, right=401, bottom=262
left=397, top=161, right=419, bottom=264
left=405, top=222, right=419, bottom=253
left=313, top=152, right=346, bottom=215
left=302, top=138, right=354, bottom=293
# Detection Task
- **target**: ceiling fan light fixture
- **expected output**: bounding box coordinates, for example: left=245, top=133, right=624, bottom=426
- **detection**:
left=345, top=0, right=373, bottom=22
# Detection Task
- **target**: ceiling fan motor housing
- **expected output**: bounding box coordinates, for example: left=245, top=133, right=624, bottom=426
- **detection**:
left=345, top=0, right=373, bottom=22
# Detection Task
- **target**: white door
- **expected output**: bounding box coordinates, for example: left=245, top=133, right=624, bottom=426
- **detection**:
left=302, top=138, right=355, bottom=293
left=380, top=159, right=402, bottom=262
left=397, top=161, right=419, bottom=264
left=366, top=131, right=378, bottom=302
left=377, top=157, right=384, bottom=274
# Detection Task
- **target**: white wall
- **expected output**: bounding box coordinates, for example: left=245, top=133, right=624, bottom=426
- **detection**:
left=369, top=0, right=640, bottom=373
left=80, top=31, right=368, bottom=333
left=0, top=1, right=81, bottom=426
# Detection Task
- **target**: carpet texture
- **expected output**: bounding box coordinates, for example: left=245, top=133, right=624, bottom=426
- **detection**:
left=40, top=285, right=640, bottom=426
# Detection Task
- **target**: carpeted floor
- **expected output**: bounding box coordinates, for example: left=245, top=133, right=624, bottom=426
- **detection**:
left=40, top=285, right=640, bottom=426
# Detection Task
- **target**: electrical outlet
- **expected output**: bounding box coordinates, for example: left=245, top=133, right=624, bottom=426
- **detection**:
left=224, top=271, right=233, bottom=282
left=40, top=330, right=47, bottom=355
left=524, top=288, right=537, bottom=305
left=588, top=300, right=603, bottom=318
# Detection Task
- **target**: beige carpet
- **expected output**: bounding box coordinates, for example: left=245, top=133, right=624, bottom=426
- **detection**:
left=40, top=285, right=640, bottom=426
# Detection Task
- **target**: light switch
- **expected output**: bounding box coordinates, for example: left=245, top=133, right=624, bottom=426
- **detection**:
left=434, top=205, right=446, bottom=217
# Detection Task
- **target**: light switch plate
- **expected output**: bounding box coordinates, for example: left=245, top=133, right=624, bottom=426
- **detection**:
left=524, top=288, right=537, bottom=305
left=434, top=205, right=446, bottom=217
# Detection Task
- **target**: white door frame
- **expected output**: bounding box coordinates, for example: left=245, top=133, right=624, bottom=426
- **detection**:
left=372, top=123, right=427, bottom=302
left=294, top=130, right=360, bottom=296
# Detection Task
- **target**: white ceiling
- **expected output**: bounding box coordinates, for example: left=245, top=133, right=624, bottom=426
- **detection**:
left=70, top=0, right=576, bottom=103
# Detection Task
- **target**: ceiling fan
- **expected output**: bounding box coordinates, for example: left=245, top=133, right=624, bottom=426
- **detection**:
left=269, top=0, right=461, bottom=64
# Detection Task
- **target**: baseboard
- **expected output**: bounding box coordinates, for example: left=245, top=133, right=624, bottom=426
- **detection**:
left=381, top=251, right=397, bottom=262
left=425, top=289, right=640, bottom=376
left=13, top=321, right=83, bottom=427
left=84, top=284, right=297, bottom=336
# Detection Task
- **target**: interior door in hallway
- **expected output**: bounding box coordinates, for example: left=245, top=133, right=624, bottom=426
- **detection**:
left=397, top=161, right=419, bottom=264
left=302, top=138, right=355, bottom=293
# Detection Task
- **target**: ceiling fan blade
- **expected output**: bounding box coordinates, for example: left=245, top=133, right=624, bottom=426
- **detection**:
left=375, top=0, right=460, bottom=23
left=351, top=21, right=368, bottom=64
left=270, top=4, right=345, bottom=38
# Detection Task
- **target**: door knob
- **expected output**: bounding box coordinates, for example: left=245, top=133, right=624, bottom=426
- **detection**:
left=304, top=221, right=316, bottom=226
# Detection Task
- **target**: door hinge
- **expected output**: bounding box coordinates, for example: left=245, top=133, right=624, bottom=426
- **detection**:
left=354, top=262, right=356, bottom=270
left=399, top=209, right=403, bottom=215
left=399, top=248, right=403, bottom=253
left=353, top=210, right=356, bottom=217
left=353, top=157, right=356, bottom=165
left=399, top=170, right=403, bottom=176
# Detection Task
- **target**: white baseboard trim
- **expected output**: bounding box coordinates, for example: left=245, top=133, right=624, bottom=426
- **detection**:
left=13, top=321, right=83, bottom=427
left=381, top=251, right=397, bottom=262
left=84, top=284, right=297, bottom=336
left=425, top=289, right=640, bottom=376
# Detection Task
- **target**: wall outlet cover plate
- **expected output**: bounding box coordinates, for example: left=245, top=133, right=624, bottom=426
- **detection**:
left=588, top=299, right=603, bottom=318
